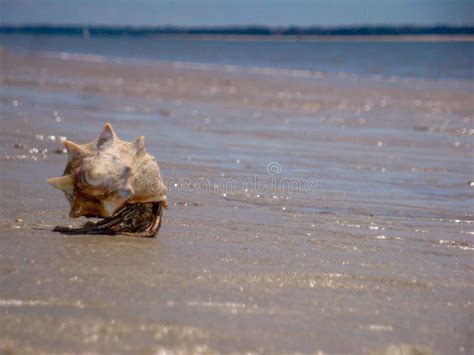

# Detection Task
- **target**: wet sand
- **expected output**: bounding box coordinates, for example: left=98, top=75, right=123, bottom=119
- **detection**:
left=0, top=49, right=473, bottom=354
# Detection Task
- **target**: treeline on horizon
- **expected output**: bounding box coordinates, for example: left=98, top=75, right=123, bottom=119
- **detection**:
left=0, top=25, right=473, bottom=36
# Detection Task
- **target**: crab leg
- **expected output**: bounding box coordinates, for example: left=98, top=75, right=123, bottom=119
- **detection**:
left=52, top=209, right=125, bottom=235
left=53, top=202, right=163, bottom=237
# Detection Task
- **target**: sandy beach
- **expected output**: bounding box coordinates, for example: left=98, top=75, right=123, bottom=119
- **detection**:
left=0, top=48, right=473, bottom=353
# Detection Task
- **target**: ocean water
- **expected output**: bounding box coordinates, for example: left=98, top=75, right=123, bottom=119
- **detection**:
left=0, top=33, right=473, bottom=80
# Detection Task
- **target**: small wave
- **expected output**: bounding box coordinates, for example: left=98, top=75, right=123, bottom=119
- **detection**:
left=44, top=49, right=330, bottom=80
left=57, top=51, right=106, bottom=63
left=437, top=239, right=474, bottom=251
left=0, top=298, right=86, bottom=308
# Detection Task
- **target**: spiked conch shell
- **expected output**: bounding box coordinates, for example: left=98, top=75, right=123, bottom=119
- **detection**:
left=48, top=123, right=167, bottom=218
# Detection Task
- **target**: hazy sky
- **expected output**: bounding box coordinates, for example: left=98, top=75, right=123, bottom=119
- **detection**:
left=1, top=0, right=473, bottom=27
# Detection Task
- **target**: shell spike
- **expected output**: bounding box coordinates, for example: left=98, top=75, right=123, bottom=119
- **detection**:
left=47, top=175, right=74, bottom=192
left=134, top=136, right=146, bottom=156
left=135, top=136, right=145, bottom=149
left=64, top=140, right=88, bottom=161
left=97, top=122, right=118, bottom=148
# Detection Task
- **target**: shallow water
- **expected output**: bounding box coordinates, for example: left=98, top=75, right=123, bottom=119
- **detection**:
left=1, top=34, right=474, bottom=80
left=0, top=49, right=473, bottom=353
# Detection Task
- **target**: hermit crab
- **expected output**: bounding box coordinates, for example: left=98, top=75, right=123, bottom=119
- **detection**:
left=47, top=123, right=167, bottom=237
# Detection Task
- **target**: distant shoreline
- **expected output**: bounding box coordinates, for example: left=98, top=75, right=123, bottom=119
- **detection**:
left=92, top=34, right=474, bottom=42
left=1, top=24, right=473, bottom=39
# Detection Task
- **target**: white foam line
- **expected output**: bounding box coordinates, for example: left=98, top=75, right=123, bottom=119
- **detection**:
left=57, top=52, right=106, bottom=63
left=45, top=49, right=328, bottom=79
left=185, top=300, right=246, bottom=309
left=0, top=298, right=86, bottom=308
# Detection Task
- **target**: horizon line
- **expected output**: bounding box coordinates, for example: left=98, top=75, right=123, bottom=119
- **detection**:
left=1, top=23, right=473, bottom=28
left=0, top=24, right=473, bottom=38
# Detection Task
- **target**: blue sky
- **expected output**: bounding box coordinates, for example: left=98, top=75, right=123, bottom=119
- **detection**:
left=1, top=0, right=473, bottom=26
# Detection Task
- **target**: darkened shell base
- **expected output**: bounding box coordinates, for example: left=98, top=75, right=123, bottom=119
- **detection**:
left=53, top=202, right=163, bottom=238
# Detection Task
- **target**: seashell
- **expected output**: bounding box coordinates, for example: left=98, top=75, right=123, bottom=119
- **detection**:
left=48, top=123, right=167, bottom=219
